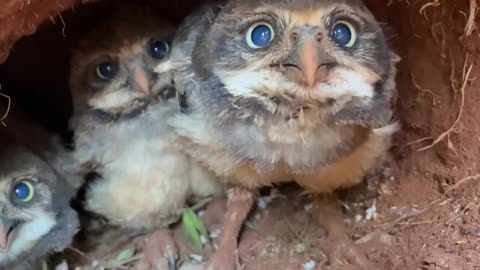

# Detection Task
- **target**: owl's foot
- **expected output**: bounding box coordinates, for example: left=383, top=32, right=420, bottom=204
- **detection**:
left=205, top=187, right=255, bottom=270
left=328, top=237, right=375, bottom=270
left=205, top=246, right=237, bottom=270
left=313, top=195, right=377, bottom=270
left=136, top=229, right=178, bottom=270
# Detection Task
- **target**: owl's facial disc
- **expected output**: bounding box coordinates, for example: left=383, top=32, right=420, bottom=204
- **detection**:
left=0, top=177, right=55, bottom=260
left=276, top=22, right=356, bottom=88
left=84, top=38, right=174, bottom=116
left=211, top=4, right=390, bottom=112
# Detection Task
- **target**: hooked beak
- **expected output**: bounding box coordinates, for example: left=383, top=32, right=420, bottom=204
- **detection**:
left=129, top=65, right=151, bottom=95
left=281, top=27, right=332, bottom=88
left=0, top=217, right=17, bottom=252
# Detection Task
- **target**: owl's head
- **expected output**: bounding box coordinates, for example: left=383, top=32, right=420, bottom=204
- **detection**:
left=70, top=4, right=176, bottom=121
left=0, top=143, right=78, bottom=267
left=193, top=0, right=398, bottom=126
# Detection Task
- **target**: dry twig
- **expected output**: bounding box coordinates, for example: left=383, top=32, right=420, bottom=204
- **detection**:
left=449, top=50, right=459, bottom=95
left=57, top=11, right=66, bottom=37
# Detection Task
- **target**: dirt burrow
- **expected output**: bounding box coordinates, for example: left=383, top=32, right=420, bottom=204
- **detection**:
left=1, top=0, right=480, bottom=269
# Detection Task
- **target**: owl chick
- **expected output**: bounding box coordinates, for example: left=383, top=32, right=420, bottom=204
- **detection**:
left=164, top=0, right=399, bottom=269
left=0, top=102, right=79, bottom=270
left=69, top=3, right=224, bottom=269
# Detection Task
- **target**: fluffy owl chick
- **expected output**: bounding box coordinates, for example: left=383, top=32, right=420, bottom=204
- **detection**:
left=165, top=0, right=399, bottom=269
left=0, top=102, right=79, bottom=270
left=69, top=4, right=224, bottom=269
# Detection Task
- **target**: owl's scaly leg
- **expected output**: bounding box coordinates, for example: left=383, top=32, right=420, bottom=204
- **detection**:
left=205, top=187, right=255, bottom=270
left=313, top=195, right=377, bottom=270
left=136, top=229, right=178, bottom=270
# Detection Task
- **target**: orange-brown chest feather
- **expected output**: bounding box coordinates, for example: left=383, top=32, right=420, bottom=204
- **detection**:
left=228, top=125, right=393, bottom=193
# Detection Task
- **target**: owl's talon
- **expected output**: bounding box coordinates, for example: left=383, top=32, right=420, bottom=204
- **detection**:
left=204, top=187, right=255, bottom=270
left=313, top=195, right=378, bottom=270
left=328, top=238, right=376, bottom=270
left=167, top=246, right=177, bottom=270
left=135, top=229, right=178, bottom=270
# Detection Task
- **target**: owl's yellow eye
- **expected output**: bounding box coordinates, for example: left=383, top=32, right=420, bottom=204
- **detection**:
left=13, top=181, right=34, bottom=202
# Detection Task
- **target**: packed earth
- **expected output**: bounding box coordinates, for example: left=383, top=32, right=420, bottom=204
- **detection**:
left=0, top=0, right=479, bottom=269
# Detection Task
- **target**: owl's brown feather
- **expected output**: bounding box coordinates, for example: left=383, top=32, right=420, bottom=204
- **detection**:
left=0, top=102, right=79, bottom=270
left=69, top=2, right=223, bottom=231
left=164, top=0, right=399, bottom=269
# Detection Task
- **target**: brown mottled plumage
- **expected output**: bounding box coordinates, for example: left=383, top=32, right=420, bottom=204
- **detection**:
left=0, top=101, right=79, bottom=270
left=68, top=3, right=224, bottom=269
left=161, top=0, right=399, bottom=269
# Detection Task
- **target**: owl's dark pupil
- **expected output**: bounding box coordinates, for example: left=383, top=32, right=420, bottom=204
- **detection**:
left=150, top=41, right=168, bottom=60
left=14, top=183, right=30, bottom=201
left=97, top=62, right=115, bottom=79
left=332, top=23, right=352, bottom=47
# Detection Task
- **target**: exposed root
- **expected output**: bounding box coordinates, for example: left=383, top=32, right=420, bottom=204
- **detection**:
left=404, top=137, right=432, bottom=148
left=410, top=72, right=437, bottom=106
left=431, top=22, right=446, bottom=58
left=57, top=11, right=66, bottom=37
left=419, top=0, right=440, bottom=22
left=387, top=0, right=413, bottom=6
left=463, top=0, right=478, bottom=37
left=413, top=55, right=474, bottom=152
left=444, top=174, right=480, bottom=195
left=0, top=87, right=11, bottom=127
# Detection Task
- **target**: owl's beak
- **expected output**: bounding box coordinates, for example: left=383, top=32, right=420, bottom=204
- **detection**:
left=0, top=217, right=16, bottom=251
left=130, top=66, right=151, bottom=95
left=297, top=37, right=319, bottom=87
left=282, top=27, right=330, bottom=88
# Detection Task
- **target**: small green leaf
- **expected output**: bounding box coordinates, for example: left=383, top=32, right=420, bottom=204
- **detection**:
left=183, top=209, right=203, bottom=253
left=187, top=209, right=208, bottom=239
left=116, top=248, right=135, bottom=262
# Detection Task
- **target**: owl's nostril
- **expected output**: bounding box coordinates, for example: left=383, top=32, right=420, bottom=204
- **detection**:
left=291, top=32, right=299, bottom=42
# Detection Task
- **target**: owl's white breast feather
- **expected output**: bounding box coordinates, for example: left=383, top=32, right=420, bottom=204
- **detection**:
left=73, top=101, right=222, bottom=229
